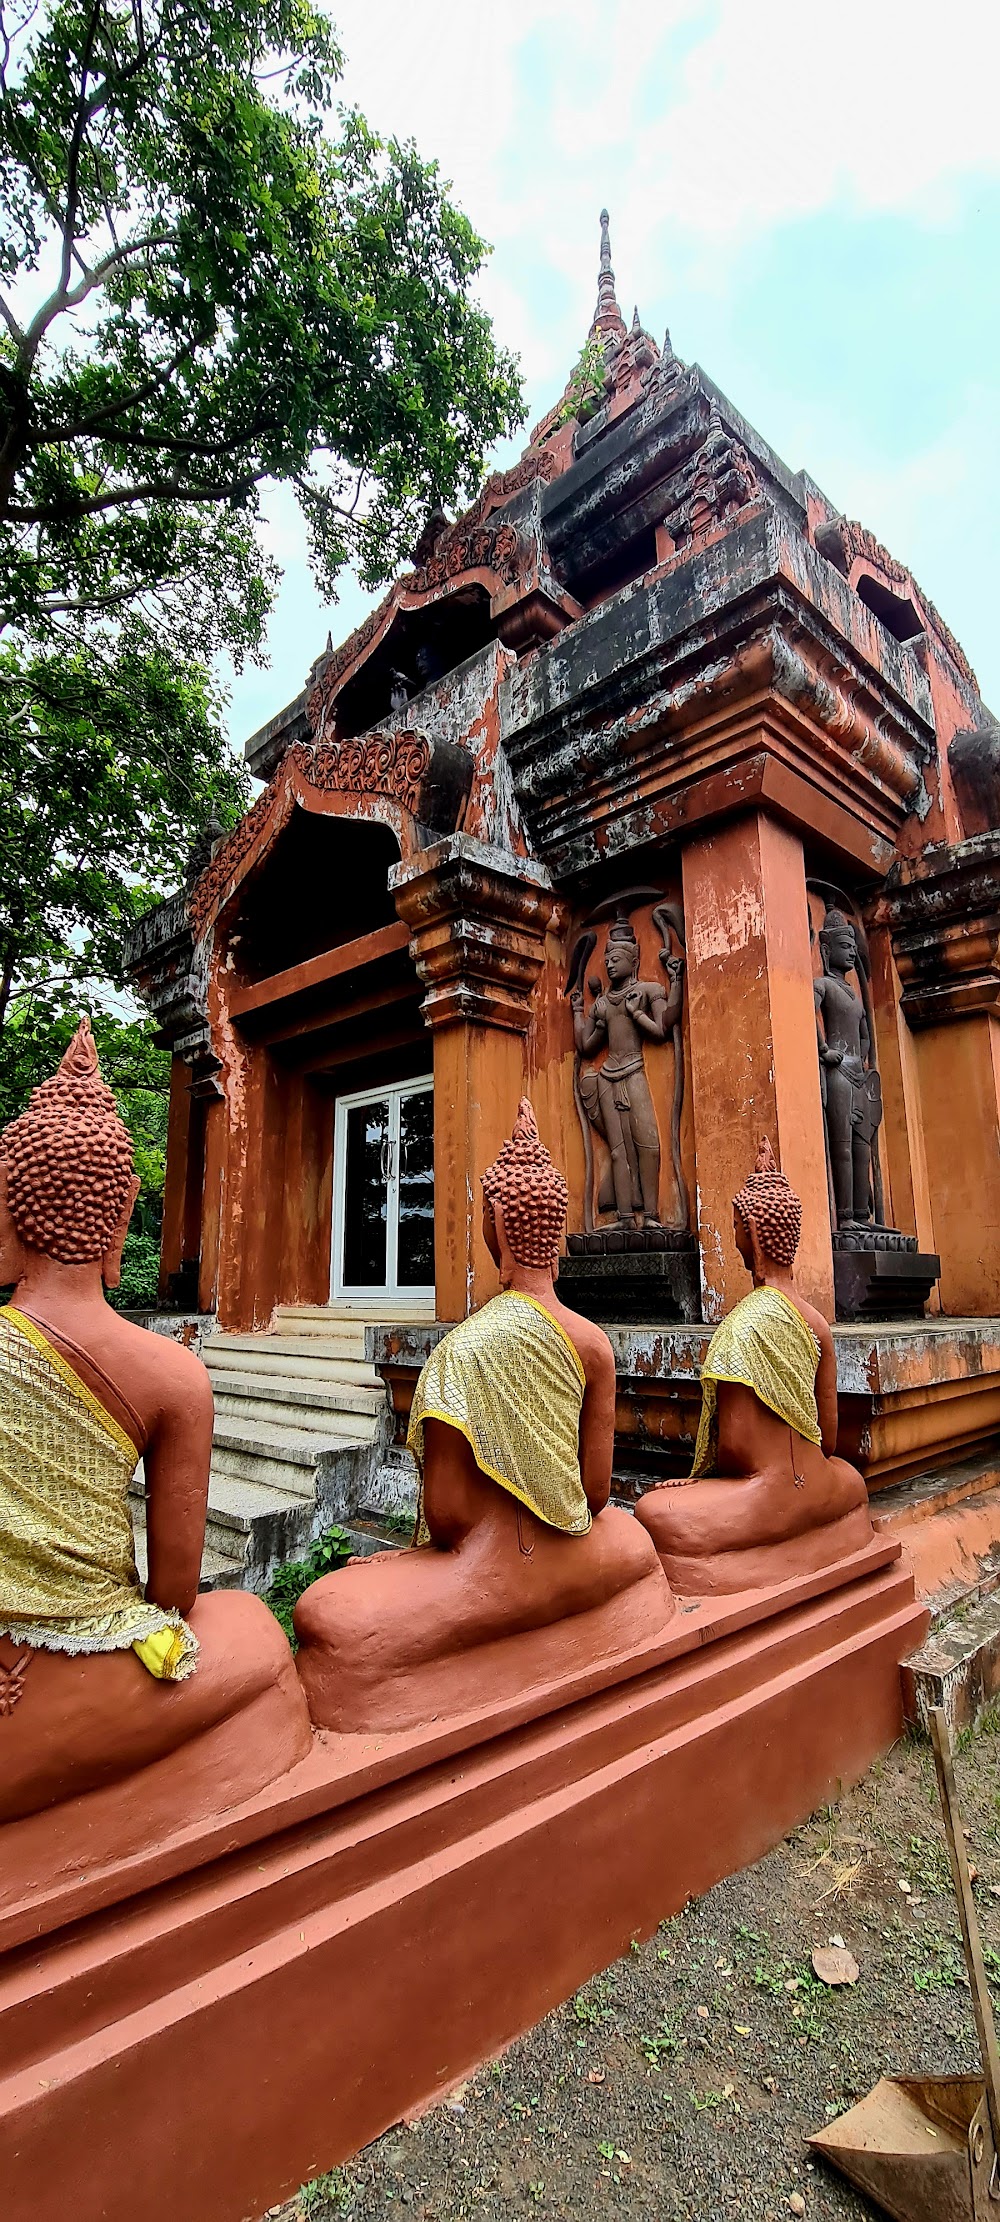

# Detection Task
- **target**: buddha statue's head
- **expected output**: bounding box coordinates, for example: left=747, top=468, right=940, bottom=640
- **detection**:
left=819, top=906, right=858, bottom=979
left=732, top=1135, right=802, bottom=1278
left=0, top=1020, right=139, bottom=1288
left=604, top=913, right=640, bottom=987
left=481, top=1098, right=568, bottom=1282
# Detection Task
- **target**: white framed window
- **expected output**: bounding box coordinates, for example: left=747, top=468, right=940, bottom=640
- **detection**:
left=331, top=1077, right=434, bottom=1302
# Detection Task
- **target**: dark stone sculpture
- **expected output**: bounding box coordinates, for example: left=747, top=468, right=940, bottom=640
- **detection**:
left=811, top=897, right=939, bottom=1319
left=814, top=907, right=883, bottom=1229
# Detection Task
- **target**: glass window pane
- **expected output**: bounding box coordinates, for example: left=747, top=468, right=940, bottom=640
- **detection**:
left=342, top=1100, right=389, bottom=1287
left=397, top=1089, right=434, bottom=1287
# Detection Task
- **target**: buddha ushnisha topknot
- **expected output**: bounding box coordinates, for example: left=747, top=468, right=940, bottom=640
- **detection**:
left=732, top=1135, right=802, bottom=1268
left=0, top=1019, right=135, bottom=1264
left=481, top=1098, right=568, bottom=1269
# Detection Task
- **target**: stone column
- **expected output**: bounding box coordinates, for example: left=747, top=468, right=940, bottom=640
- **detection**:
left=882, top=835, right=1000, bottom=1314
left=681, top=811, right=834, bottom=1321
left=392, top=836, right=554, bottom=1319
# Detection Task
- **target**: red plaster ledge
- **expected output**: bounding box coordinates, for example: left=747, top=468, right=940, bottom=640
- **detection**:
left=1, top=1540, right=922, bottom=2222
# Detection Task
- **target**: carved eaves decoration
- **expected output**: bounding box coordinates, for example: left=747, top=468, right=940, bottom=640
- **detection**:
left=660, top=407, right=761, bottom=552
left=304, top=455, right=560, bottom=743
left=288, top=732, right=431, bottom=816
left=188, top=785, right=283, bottom=945
left=815, top=515, right=977, bottom=690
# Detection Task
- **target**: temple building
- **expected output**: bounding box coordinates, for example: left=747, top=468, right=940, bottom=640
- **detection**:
left=128, top=214, right=1000, bottom=1599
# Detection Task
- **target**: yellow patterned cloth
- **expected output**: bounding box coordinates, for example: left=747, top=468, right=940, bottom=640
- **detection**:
left=407, top=1289, right=591, bottom=1538
left=0, top=1307, right=198, bottom=1680
left=691, top=1284, right=823, bottom=1479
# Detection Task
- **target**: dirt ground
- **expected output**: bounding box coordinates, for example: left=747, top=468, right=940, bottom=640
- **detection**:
left=261, top=1715, right=1000, bottom=2222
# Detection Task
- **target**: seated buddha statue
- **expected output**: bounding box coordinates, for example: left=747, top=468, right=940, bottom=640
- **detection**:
left=0, top=1022, right=311, bottom=1836
left=635, top=1138, right=874, bottom=1593
left=295, top=1100, right=674, bottom=1732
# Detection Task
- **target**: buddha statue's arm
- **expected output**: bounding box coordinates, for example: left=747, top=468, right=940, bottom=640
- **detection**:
left=578, top=1336, right=616, bottom=1515
left=143, top=1353, right=215, bottom=1615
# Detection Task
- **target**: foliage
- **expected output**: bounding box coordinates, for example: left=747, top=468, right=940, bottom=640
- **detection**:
left=0, top=627, right=248, bottom=1048
left=115, top=1224, right=161, bottom=1307
left=554, top=336, right=608, bottom=430
left=265, top=1522, right=353, bottom=1644
left=0, top=1, right=523, bottom=1195
left=0, top=0, right=525, bottom=639
left=297, top=2169, right=350, bottom=2216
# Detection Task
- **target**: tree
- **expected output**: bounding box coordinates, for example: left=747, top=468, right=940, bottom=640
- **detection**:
left=0, top=0, right=524, bottom=644
left=0, top=619, right=248, bottom=1060
left=0, top=0, right=524, bottom=1203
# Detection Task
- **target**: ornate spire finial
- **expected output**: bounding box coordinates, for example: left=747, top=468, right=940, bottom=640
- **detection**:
left=591, top=208, right=627, bottom=346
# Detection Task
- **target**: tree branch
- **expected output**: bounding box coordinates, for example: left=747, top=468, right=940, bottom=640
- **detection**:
left=6, top=468, right=262, bottom=522
left=58, top=227, right=179, bottom=314
left=35, top=336, right=197, bottom=443
left=0, top=290, right=25, bottom=347
left=59, top=0, right=106, bottom=299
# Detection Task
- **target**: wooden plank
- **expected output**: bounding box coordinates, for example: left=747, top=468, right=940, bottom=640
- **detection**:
left=229, top=921, right=412, bottom=1019
left=929, top=1706, right=1000, bottom=2151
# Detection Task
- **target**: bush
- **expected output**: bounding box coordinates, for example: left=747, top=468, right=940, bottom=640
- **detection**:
left=113, top=1229, right=162, bottom=1310
left=265, top=1525, right=353, bottom=1645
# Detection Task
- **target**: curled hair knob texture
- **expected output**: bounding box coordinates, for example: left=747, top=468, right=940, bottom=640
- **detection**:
left=732, top=1132, right=802, bottom=1269
left=481, top=1096, right=568, bottom=1270
left=0, top=1018, right=135, bottom=1265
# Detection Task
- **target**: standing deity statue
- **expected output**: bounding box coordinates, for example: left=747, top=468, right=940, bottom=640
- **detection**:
left=814, top=907, right=883, bottom=1229
left=570, top=914, right=684, bottom=1227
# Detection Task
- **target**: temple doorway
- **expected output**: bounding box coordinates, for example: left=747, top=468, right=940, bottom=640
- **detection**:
left=331, top=1078, right=434, bottom=1303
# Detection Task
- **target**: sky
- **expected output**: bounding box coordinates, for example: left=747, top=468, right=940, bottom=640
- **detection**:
left=224, top=0, right=1000, bottom=755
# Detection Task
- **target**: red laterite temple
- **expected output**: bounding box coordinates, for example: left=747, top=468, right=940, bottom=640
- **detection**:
left=10, top=212, right=1000, bottom=2222
left=128, top=214, right=1000, bottom=1609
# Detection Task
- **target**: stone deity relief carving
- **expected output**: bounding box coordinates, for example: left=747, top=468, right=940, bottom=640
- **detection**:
left=809, top=888, right=885, bottom=1232
left=566, top=896, right=688, bottom=1237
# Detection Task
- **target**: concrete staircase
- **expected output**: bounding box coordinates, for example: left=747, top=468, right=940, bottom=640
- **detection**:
left=133, top=1304, right=427, bottom=1593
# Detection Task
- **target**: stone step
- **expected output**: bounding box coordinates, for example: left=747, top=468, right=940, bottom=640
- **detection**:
left=202, top=1474, right=317, bottom=1584
left=207, top=1448, right=320, bottom=1502
left=873, top=1446, right=1000, bottom=1612
left=273, top=1304, right=434, bottom=1343
left=210, top=1374, right=381, bottom=1428
left=130, top=1493, right=244, bottom=1590
left=203, top=1339, right=382, bottom=1387
left=903, top=1588, right=1000, bottom=1736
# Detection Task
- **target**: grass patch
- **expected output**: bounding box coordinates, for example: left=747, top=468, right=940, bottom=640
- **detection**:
left=298, top=2167, right=350, bottom=2214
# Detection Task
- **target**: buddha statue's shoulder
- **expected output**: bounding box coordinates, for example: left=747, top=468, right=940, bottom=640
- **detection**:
left=438, top=1292, right=587, bottom=1379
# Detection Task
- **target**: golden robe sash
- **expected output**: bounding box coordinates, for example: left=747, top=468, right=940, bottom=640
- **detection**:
left=407, top=1290, right=591, bottom=1537
left=0, top=1307, right=197, bottom=1680
left=691, top=1284, right=823, bottom=1480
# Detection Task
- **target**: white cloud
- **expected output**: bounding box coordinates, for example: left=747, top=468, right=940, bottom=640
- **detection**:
left=224, top=0, right=1000, bottom=741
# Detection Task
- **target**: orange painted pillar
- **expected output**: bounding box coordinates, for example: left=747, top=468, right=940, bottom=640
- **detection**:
left=906, top=1017, right=1000, bottom=1314
left=198, top=1097, right=225, bottom=1316
left=431, top=1025, right=529, bottom=1318
left=392, top=839, right=555, bottom=1322
left=159, top=1057, right=194, bottom=1299
left=681, top=811, right=834, bottom=1322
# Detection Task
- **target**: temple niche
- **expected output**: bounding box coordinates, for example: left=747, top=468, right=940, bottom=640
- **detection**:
left=560, top=891, right=698, bottom=1323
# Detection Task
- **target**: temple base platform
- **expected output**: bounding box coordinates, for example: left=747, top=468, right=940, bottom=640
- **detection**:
left=370, top=1317, right=1000, bottom=1494
left=1, top=1537, right=924, bottom=2222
